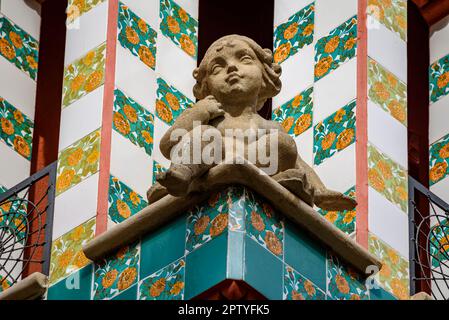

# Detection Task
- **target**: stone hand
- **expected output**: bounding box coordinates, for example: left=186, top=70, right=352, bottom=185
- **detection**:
left=196, top=95, right=225, bottom=120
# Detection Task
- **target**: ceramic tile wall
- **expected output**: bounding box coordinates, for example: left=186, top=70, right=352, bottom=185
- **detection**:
left=365, top=0, right=409, bottom=299
left=46, top=186, right=395, bottom=300
left=0, top=0, right=41, bottom=292
left=273, top=0, right=409, bottom=300
left=366, top=0, right=409, bottom=299
left=48, top=0, right=198, bottom=295
left=0, top=0, right=40, bottom=189
left=50, top=0, right=108, bottom=290
left=429, top=19, right=449, bottom=299
left=273, top=0, right=358, bottom=250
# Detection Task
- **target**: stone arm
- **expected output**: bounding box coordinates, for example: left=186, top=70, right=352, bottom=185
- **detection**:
left=160, top=95, right=224, bottom=160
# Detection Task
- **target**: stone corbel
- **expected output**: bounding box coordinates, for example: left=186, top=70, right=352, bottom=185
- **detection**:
left=0, top=272, right=48, bottom=300
left=83, top=160, right=382, bottom=275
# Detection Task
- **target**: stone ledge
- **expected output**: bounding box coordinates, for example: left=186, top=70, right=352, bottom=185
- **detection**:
left=0, top=272, right=48, bottom=300
left=83, top=162, right=382, bottom=274
left=410, top=292, right=434, bottom=300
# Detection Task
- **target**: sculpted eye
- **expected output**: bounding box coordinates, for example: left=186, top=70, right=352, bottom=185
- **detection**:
left=211, top=64, right=223, bottom=74
left=241, top=55, right=253, bottom=63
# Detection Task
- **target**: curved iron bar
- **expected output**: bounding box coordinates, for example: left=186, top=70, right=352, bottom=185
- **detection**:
left=0, top=162, right=56, bottom=290
left=409, top=177, right=449, bottom=300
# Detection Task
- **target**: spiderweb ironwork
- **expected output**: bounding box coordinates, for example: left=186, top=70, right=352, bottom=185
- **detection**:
left=409, top=176, right=449, bottom=300
left=0, top=162, right=56, bottom=292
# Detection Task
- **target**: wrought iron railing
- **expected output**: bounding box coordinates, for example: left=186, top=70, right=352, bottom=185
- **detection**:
left=0, top=162, right=56, bottom=291
left=409, top=176, right=449, bottom=300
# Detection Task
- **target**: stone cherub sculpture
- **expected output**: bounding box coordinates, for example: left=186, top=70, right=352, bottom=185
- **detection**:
left=149, top=35, right=356, bottom=211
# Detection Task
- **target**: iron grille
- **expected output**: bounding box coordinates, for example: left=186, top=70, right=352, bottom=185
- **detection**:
left=409, top=176, right=449, bottom=300
left=0, top=162, right=56, bottom=291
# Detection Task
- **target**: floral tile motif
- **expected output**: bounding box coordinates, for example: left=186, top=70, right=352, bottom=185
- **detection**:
left=56, top=129, right=101, bottom=195
left=49, top=218, right=95, bottom=285
left=283, top=264, right=326, bottom=300
left=369, top=233, right=409, bottom=300
left=272, top=86, right=313, bottom=137
left=118, top=2, right=157, bottom=70
left=0, top=200, right=28, bottom=245
left=429, top=54, right=449, bottom=103
left=430, top=219, right=449, bottom=268
left=327, top=253, right=369, bottom=300
left=0, top=275, right=12, bottom=292
left=0, top=97, right=33, bottom=160
left=368, top=58, right=407, bottom=126
left=62, top=42, right=106, bottom=108
left=0, top=16, right=39, bottom=80
left=155, top=77, right=193, bottom=126
left=1, top=184, right=28, bottom=246
left=108, top=175, right=148, bottom=224
left=67, top=0, right=106, bottom=23
left=160, top=0, right=198, bottom=58
left=245, top=189, right=284, bottom=258
left=368, top=0, right=407, bottom=41
left=113, top=89, right=154, bottom=156
left=185, top=189, right=231, bottom=254
left=152, top=161, right=167, bottom=186
left=318, top=186, right=356, bottom=235
left=139, top=258, right=185, bottom=300
left=429, top=133, right=449, bottom=186
left=93, top=242, right=140, bottom=300
left=368, top=143, right=407, bottom=212
left=314, top=15, right=357, bottom=81
left=313, top=100, right=356, bottom=166
left=273, top=3, right=314, bottom=64
left=0, top=185, right=28, bottom=244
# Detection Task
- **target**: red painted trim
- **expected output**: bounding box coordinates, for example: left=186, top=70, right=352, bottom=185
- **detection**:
left=95, top=0, right=119, bottom=236
left=356, top=0, right=369, bottom=249
left=24, top=0, right=67, bottom=277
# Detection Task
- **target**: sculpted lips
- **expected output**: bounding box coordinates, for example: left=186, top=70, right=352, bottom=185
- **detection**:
left=226, top=72, right=242, bottom=84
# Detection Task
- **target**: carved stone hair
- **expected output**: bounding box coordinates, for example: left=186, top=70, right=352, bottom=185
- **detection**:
left=192, top=34, right=282, bottom=111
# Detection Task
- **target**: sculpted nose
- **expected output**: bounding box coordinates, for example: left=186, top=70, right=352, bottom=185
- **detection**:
left=227, top=64, right=238, bottom=73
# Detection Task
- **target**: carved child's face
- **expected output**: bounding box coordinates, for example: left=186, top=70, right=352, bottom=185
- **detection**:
left=205, top=40, right=264, bottom=105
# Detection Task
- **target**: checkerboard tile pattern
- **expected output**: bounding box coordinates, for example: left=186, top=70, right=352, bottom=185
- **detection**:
left=48, top=0, right=198, bottom=296
left=0, top=0, right=41, bottom=290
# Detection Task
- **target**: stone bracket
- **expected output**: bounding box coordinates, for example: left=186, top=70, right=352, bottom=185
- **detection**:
left=83, top=161, right=382, bottom=274
left=0, top=272, right=48, bottom=300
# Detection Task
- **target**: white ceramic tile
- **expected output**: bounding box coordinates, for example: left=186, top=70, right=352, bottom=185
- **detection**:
left=0, top=56, right=37, bottom=120
left=314, top=143, right=356, bottom=193
left=115, top=44, right=157, bottom=113
left=152, top=117, right=171, bottom=168
left=1, top=0, right=41, bottom=40
left=368, top=187, right=409, bottom=257
left=294, top=127, right=313, bottom=167
left=430, top=175, right=449, bottom=206
left=430, top=22, right=449, bottom=63
left=121, top=0, right=160, bottom=30
left=314, top=0, right=357, bottom=40
left=273, top=44, right=314, bottom=107
left=110, top=130, right=153, bottom=198
left=430, top=94, right=449, bottom=143
left=368, top=100, right=408, bottom=169
left=64, top=1, right=108, bottom=66
left=274, top=0, right=314, bottom=26
left=58, top=87, right=104, bottom=152
left=313, top=58, right=356, bottom=124
left=368, top=16, right=407, bottom=83
left=0, top=140, right=30, bottom=189
left=174, top=0, right=198, bottom=20
left=52, top=173, right=99, bottom=239
left=155, top=33, right=196, bottom=101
